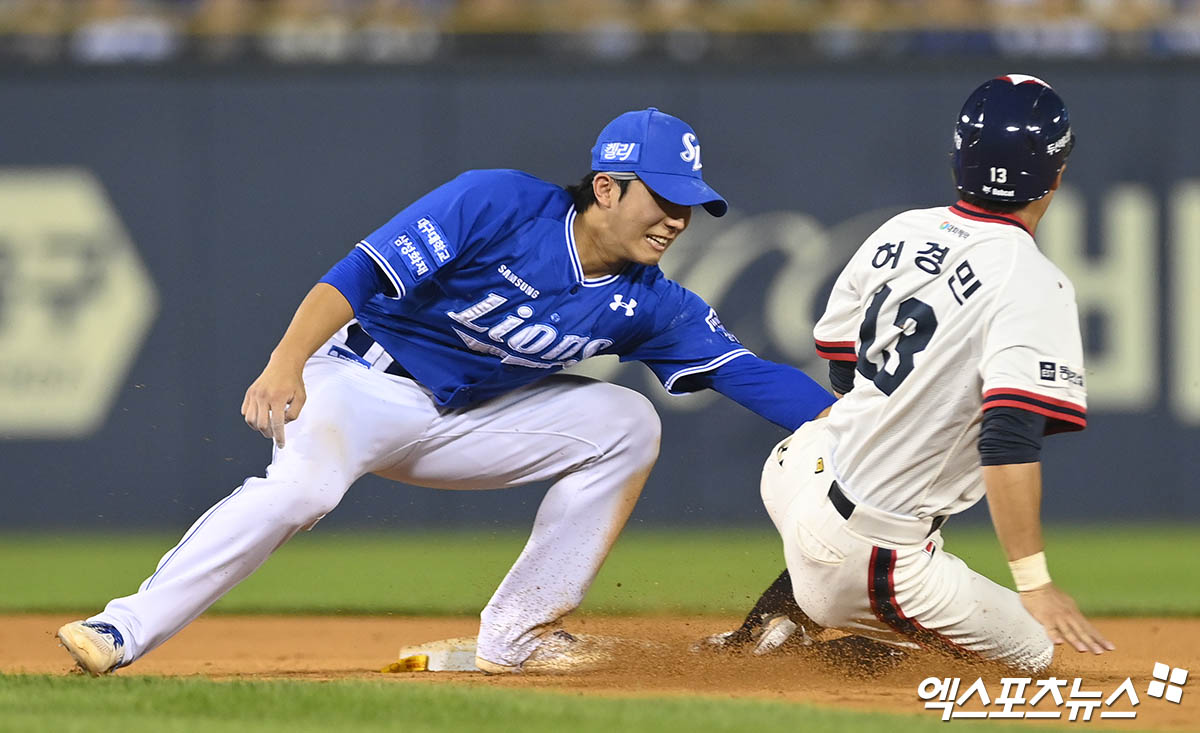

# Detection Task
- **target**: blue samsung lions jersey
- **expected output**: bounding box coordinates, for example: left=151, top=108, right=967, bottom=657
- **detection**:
left=347, top=169, right=750, bottom=408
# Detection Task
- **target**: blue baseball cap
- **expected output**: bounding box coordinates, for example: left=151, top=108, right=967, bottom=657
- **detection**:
left=591, top=107, right=728, bottom=217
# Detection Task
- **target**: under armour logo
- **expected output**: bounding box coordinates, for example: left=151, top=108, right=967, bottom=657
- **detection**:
left=609, top=294, right=637, bottom=316
left=680, top=132, right=702, bottom=171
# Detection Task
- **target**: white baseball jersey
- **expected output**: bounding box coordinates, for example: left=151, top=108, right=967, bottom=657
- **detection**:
left=813, top=201, right=1087, bottom=518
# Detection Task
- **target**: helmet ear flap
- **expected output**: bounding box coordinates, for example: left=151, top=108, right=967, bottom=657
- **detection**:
left=964, top=127, right=982, bottom=152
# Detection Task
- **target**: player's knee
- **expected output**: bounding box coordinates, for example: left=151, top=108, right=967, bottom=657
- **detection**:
left=796, top=597, right=840, bottom=630
left=602, top=386, right=662, bottom=465
left=246, top=465, right=347, bottom=528
left=990, top=624, right=1054, bottom=674
left=283, top=486, right=343, bottom=527
left=1019, top=633, right=1055, bottom=675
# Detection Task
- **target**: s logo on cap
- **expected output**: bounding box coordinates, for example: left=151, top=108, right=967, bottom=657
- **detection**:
left=680, top=132, right=702, bottom=172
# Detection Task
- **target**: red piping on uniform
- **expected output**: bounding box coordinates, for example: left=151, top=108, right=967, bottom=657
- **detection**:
left=949, top=202, right=1032, bottom=235
left=815, top=351, right=857, bottom=362
left=868, top=546, right=986, bottom=661
left=983, top=400, right=1087, bottom=428
left=814, top=339, right=857, bottom=362
left=983, top=387, right=1085, bottom=413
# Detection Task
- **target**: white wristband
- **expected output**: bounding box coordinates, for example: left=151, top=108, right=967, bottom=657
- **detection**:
left=1009, top=551, right=1052, bottom=592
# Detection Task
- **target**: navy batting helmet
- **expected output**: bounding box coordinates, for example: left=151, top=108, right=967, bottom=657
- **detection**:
left=952, top=74, right=1074, bottom=204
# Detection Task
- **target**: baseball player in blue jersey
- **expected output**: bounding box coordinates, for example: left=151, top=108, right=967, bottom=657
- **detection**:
left=57, top=107, right=835, bottom=675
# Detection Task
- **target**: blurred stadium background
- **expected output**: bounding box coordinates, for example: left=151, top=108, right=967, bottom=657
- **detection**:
left=3, top=0, right=1200, bottom=63
left=1, top=0, right=1198, bottom=535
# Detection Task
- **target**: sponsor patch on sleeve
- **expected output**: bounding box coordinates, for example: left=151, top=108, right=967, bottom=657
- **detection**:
left=1037, top=357, right=1084, bottom=387
left=415, top=215, right=456, bottom=265
left=392, top=231, right=432, bottom=280
left=1057, top=364, right=1084, bottom=387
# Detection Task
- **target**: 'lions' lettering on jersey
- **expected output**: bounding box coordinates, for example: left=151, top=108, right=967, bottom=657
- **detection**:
left=815, top=203, right=1086, bottom=518
left=346, top=170, right=750, bottom=408
left=445, top=293, right=613, bottom=368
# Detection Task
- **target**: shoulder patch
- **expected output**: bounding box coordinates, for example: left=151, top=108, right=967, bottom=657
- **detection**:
left=415, top=215, right=456, bottom=265
left=391, top=232, right=434, bottom=280
left=389, top=215, right=458, bottom=282
left=705, top=308, right=742, bottom=345
left=391, top=231, right=433, bottom=280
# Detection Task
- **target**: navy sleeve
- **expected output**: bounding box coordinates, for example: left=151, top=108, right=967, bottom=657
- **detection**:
left=978, top=406, right=1047, bottom=466
left=319, top=246, right=389, bottom=312
left=829, top=360, right=856, bottom=395
left=685, top=355, right=836, bottom=431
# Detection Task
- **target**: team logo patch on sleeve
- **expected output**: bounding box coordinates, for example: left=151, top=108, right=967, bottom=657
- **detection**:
left=704, top=308, right=741, bottom=344
left=1039, top=361, right=1057, bottom=381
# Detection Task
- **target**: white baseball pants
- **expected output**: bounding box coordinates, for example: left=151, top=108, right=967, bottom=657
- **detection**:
left=760, top=419, right=1054, bottom=673
left=92, top=329, right=660, bottom=668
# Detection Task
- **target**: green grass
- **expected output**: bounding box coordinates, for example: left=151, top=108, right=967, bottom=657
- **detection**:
left=1, top=527, right=1182, bottom=733
left=0, top=524, right=1195, bottom=616
left=0, top=675, right=1046, bottom=733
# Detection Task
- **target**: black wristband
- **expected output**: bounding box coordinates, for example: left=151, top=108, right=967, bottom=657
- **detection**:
left=829, top=360, right=855, bottom=395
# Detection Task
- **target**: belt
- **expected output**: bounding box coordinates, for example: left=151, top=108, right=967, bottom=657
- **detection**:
left=344, top=322, right=415, bottom=380
left=828, top=481, right=947, bottom=539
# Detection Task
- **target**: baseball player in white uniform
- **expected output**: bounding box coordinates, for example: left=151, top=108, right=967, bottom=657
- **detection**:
left=715, top=75, right=1114, bottom=672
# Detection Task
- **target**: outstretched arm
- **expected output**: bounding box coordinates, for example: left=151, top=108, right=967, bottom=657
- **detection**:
left=241, top=283, right=353, bottom=448
left=983, top=461, right=1114, bottom=655
left=698, top=356, right=835, bottom=430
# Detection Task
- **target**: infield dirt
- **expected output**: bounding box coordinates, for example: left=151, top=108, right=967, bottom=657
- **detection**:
left=4, top=614, right=1196, bottom=730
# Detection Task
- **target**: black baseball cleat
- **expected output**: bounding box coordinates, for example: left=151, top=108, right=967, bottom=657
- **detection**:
left=690, top=612, right=812, bottom=655
left=692, top=567, right=818, bottom=654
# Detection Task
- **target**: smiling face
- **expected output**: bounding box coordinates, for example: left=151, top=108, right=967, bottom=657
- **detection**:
left=605, top=177, right=692, bottom=267
left=573, top=173, right=695, bottom=278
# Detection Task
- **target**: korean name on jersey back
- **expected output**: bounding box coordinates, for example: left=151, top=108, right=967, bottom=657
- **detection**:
left=869, top=237, right=984, bottom=306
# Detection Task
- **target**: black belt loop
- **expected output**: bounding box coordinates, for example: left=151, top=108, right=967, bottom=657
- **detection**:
left=828, top=481, right=855, bottom=520
left=345, top=322, right=375, bottom=357
left=929, top=515, right=948, bottom=535
left=829, top=480, right=947, bottom=537
left=347, top=322, right=415, bottom=381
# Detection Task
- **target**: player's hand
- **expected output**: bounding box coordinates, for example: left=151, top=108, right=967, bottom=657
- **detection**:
left=1019, top=583, right=1115, bottom=655
left=241, top=357, right=307, bottom=449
